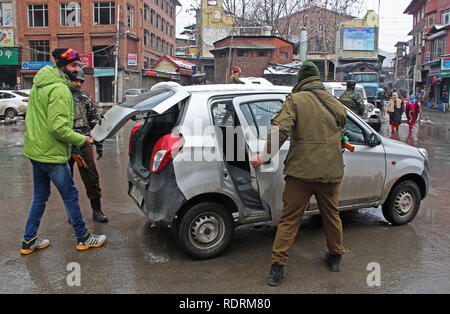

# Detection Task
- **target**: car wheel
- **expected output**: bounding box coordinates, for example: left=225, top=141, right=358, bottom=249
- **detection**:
left=382, top=180, right=421, bottom=225
left=5, top=108, right=17, bottom=119
left=175, top=202, right=234, bottom=259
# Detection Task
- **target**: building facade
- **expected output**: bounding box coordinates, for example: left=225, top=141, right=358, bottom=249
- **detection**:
left=405, top=0, right=450, bottom=103
left=16, top=0, right=180, bottom=103
left=211, top=35, right=294, bottom=83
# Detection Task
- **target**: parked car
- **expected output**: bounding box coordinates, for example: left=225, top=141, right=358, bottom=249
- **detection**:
left=325, top=82, right=382, bottom=132
left=0, top=90, right=29, bottom=119
left=92, top=82, right=430, bottom=259
left=123, top=89, right=146, bottom=102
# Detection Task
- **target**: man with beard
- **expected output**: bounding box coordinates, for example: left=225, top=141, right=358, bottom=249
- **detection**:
left=21, top=48, right=107, bottom=255
left=69, top=69, right=108, bottom=222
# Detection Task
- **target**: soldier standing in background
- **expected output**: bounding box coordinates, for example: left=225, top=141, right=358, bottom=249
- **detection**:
left=69, top=69, right=108, bottom=223
left=338, top=80, right=365, bottom=117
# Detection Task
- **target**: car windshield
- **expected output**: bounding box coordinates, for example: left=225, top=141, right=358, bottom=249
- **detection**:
left=14, top=92, right=29, bottom=97
left=126, top=90, right=139, bottom=95
left=352, top=73, right=377, bottom=83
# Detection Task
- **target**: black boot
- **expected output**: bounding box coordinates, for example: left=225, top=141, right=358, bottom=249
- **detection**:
left=91, top=198, right=108, bottom=223
left=267, top=263, right=286, bottom=286
left=325, top=252, right=342, bottom=272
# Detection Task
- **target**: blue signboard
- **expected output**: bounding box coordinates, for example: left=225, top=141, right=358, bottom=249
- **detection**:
left=22, top=61, right=54, bottom=70
left=343, top=27, right=376, bottom=51
left=94, top=68, right=115, bottom=77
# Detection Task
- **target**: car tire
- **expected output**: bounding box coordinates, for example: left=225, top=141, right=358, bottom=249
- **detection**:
left=175, top=202, right=234, bottom=259
left=382, top=180, right=421, bottom=226
left=5, top=108, right=17, bottom=119
left=369, top=116, right=382, bottom=132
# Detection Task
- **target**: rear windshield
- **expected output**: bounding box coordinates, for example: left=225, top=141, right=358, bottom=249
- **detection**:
left=120, top=89, right=175, bottom=110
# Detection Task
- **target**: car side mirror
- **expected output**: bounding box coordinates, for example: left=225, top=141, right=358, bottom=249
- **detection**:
left=367, top=133, right=381, bottom=147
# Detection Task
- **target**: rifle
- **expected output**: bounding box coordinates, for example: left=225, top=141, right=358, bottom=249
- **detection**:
left=71, top=145, right=87, bottom=168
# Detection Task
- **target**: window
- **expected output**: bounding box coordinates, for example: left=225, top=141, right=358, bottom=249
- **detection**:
left=212, top=101, right=236, bottom=127
left=442, top=9, right=450, bottom=26
left=144, top=29, right=149, bottom=46
left=61, top=3, right=81, bottom=26
left=28, top=4, right=48, bottom=27
left=151, top=33, right=155, bottom=49
left=30, top=40, right=50, bottom=61
left=240, top=100, right=282, bottom=139
left=431, top=36, right=447, bottom=61
left=93, top=2, right=115, bottom=25
left=144, top=4, right=149, bottom=21
left=345, top=118, right=365, bottom=144
left=151, top=9, right=155, bottom=25
left=144, top=57, right=149, bottom=68
left=257, top=51, right=266, bottom=57
left=237, top=50, right=249, bottom=57
left=280, top=51, right=288, bottom=59
left=127, top=4, right=134, bottom=28
left=0, top=3, right=13, bottom=27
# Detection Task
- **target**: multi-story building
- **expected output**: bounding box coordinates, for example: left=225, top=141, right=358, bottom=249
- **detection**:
left=405, top=0, right=450, bottom=103
left=16, top=0, right=180, bottom=103
left=0, top=1, right=18, bottom=90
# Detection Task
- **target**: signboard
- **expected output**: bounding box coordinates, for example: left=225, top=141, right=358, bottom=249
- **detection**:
left=0, top=28, right=14, bottom=46
left=94, top=68, right=115, bottom=77
left=22, top=61, right=54, bottom=70
left=0, top=47, right=17, bottom=65
left=79, top=52, right=93, bottom=67
left=441, top=56, right=450, bottom=78
left=343, top=27, right=376, bottom=51
left=128, top=53, right=137, bottom=66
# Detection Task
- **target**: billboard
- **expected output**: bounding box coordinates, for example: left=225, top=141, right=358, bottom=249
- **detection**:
left=343, top=27, right=376, bottom=51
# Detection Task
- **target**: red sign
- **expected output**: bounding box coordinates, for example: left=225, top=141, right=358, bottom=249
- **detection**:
left=79, top=53, right=93, bottom=67
left=179, top=68, right=193, bottom=76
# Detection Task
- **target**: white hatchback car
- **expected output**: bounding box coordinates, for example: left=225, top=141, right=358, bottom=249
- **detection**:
left=93, top=82, right=430, bottom=259
left=0, top=90, right=29, bottom=119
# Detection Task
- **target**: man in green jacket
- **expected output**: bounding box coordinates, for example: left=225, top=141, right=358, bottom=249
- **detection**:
left=21, top=48, right=106, bottom=255
left=251, top=60, right=347, bottom=286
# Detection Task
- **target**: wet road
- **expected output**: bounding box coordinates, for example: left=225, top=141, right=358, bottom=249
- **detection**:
left=0, top=111, right=449, bottom=294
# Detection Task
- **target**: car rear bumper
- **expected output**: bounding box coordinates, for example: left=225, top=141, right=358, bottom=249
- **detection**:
left=127, top=163, right=186, bottom=226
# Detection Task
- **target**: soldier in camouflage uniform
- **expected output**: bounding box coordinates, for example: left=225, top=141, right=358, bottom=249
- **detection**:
left=69, top=69, right=108, bottom=223
left=338, top=80, right=365, bottom=117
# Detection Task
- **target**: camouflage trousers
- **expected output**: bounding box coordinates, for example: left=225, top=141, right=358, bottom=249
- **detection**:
left=69, top=144, right=102, bottom=200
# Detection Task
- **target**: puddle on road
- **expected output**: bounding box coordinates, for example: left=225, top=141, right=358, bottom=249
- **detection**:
left=145, top=252, right=169, bottom=264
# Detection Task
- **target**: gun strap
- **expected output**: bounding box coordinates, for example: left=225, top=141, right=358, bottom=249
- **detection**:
left=308, top=90, right=344, bottom=130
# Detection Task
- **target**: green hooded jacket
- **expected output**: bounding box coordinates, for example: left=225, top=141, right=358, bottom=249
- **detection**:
left=24, top=66, right=86, bottom=163
left=262, top=76, right=347, bottom=183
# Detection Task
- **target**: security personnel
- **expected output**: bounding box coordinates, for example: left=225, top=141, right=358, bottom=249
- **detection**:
left=338, top=80, right=365, bottom=117
left=69, top=69, right=108, bottom=223
left=251, top=60, right=347, bottom=286
left=229, top=67, right=245, bottom=84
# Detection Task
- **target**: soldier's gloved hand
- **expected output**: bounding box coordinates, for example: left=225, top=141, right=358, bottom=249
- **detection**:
left=94, top=141, right=103, bottom=160
left=96, top=149, right=103, bottom=161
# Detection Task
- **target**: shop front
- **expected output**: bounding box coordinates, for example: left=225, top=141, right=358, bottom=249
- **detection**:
left=0, top=47, right=19, bottom=89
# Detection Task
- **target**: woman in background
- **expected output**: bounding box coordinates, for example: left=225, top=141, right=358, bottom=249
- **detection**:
left=387, top=92, right=404, bottom=134
left=405, top=94, right=420, bottom=134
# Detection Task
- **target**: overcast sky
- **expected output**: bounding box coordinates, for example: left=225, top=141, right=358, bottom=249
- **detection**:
left=175, top=0, right=413, bottom=54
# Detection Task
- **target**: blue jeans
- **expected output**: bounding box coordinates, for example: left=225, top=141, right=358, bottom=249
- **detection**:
left=24, top=160, right=87, bottom=242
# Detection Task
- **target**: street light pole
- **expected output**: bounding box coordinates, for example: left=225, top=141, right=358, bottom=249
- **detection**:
left=114, top=4, right=121, bottom=105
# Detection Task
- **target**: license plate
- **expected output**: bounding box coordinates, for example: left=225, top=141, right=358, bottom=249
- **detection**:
left=364, top=118, right=379, bottom=123
left=130, top=184, right=144, bottom=206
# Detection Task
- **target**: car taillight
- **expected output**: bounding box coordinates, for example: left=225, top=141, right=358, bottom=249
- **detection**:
left=150, top=133, right=184, bottom=174
left=22, top=99, right=29, bottom=102
left=129, top=122, right=142, bottom=156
